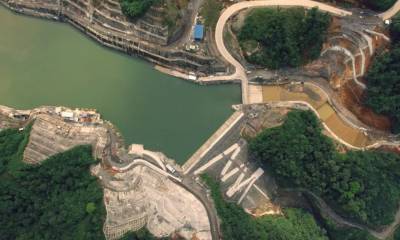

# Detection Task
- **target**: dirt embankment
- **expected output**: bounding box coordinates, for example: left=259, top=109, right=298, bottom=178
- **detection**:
left=332, top=24, right=393, bottom=132
left=338, top=81, right=392, bottom=131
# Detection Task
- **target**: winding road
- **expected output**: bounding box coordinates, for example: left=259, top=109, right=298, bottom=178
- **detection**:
left=380, top=0, right=400, bottom=20
left=205, top=0, right=400, bottom=239
left=206, top=0, right=400, bottom=104
left=207, top=0, right=400, bottom=147
left=200, top=0, right=352, bottom=104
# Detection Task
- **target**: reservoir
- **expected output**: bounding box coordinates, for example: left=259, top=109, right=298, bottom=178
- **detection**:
left=0, top=6, right=241, bottom=164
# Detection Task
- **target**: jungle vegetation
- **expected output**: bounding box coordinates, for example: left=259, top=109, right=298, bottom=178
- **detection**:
left=249, top=110, right=400, bottom=227
left=238, top=7, right=331, bottom=69
left=201, top=174, right=328, bottom=240
left=0, top=127, right=105, bottom=240
left=365, top=13, right=400, bottom=133
left=119, top=229, right=169, bottom=240
left=320, top=0, right=395, bottom=11
left=319, top=214, right=377, bottom=240
left=362, top=0, right=396, bottom=11
left=120, top=0, right=158, bottom=19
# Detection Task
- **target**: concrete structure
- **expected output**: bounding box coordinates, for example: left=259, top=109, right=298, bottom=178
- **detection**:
left=0, top=105, right=213, bottom=240
left=0, top=0, right=226, bottom=77
left=95, top=146, right=211, bottom=240
left=200, top=0, right=352, bottom=104
left=183, top=107, right=284, bottom=216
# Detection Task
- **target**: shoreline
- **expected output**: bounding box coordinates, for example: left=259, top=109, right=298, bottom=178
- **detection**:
left=0, top=104, right=216, bottom=240
left=0, top=0, right=233, bottom=84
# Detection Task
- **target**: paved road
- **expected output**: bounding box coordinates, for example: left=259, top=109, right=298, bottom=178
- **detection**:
left=201, top=0, right=352, bottom=104
left=379, top=0, right=400, bottom=20
left=205, top=0, right=400, bottom=238
left=180, top=176, right=220, bottom=240
left=284, top=188, right=400, bottom=240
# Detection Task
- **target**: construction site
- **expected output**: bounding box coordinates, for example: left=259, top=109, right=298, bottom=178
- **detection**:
left=2, top=0, right=400, bottom=239
left=0, top=105, right=212, bottom=240
left=217, top=2, right=400, bottom=151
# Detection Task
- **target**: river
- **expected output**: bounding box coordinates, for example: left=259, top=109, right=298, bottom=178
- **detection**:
left=0, top=6, right=240, bottom=164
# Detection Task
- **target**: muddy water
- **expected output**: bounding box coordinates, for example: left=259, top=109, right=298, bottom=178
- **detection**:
left=0, top=6, right=241, bottom=163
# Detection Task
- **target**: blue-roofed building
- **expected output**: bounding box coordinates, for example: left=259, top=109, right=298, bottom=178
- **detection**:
left=194, top=24, right=204, bottom=41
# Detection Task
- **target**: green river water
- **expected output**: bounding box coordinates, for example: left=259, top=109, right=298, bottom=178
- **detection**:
left=0, top=6, right=240, bottom=163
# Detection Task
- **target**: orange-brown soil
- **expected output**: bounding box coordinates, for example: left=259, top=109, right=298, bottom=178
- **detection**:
left=338, top=81, right=392, bottom=131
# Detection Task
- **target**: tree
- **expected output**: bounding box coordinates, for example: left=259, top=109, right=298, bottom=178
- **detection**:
left=390, top=13, right=400, bottom=42
left=249, top=110, right=400, bottom=226
left=201, top=174, right=328, bottom=240
left=119, top=228, right=173, bottom=240
left=120, top=0, right=158, bottom=19
left=0, top=143, right=106, bottom=240
left=364, top=13, right=400, bottom=133
left=0, top=126, right=30, bottom=174
left=365, top=46, right=400, bottom=133
left=362, top=0, right=396, bottom=11
left=238, top=7, right=331, bottom=69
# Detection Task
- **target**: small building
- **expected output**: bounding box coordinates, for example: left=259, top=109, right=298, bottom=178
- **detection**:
left=193, top=24, right=204, bottom=41
left=60, top=111, right=74, bottom=121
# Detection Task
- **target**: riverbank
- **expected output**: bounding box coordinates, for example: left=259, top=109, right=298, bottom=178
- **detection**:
left=0, top=104, right=215, bottom=240
left=0, top=0, right=230, bottom=81
left=0, top=5, right=241, bottom=162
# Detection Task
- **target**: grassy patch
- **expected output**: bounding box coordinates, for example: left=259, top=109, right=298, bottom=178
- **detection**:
left=200, top=0, right=222, bottom=28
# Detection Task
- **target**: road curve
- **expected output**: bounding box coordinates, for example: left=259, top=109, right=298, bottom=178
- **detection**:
left=203, top=0, right=352, bottom=104
left=379, top=0, right=400, bottom=20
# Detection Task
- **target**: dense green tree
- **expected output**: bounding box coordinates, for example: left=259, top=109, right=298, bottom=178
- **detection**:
left=321, top=218, right=377, bottom=240
left=364, top=14, right=400, bottom=133
left=0, top=142, right=106, bottom=240
left=319, top=0, right=395, bottom=11
left=365, top=46, right=400, bottom=133
left=257, top=209, right=328, bottom=240
left=395, top=227, right=400, bottom=240
left=249, top=110, right=400, bottom=227
left=362, top=0, right=396, bottom=11
left=0, top=127, right=30, bottom=174
left=120, top=229, right=161, bottom=240
left=238, top=7, right=331, bottom=69
left=119, top=228, right=183, bottom=240
left=120, top=0, right=158, bottom=19
left=201, top=174, right=328, bottom=240
left=201, top=174, right=261, bottom=239
left=390, top=13, right=400, bottom=42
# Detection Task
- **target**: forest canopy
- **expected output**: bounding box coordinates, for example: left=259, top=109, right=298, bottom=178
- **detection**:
left=0, top=129, right=106, bottom=240
left=249, top=110, right=400, bottom=227
left=119, top=229, right=172, bottom=240
left=365, top=14, right=400, bottom=133
left=322, top=0, right=395, bottom=11
left=362, top=0, right=396, bottom=11
left=201, top=174, right=328, bottom=240
left=238, top=7, right=331, bottom=69
left=120, top=0, right=158, bottom=19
